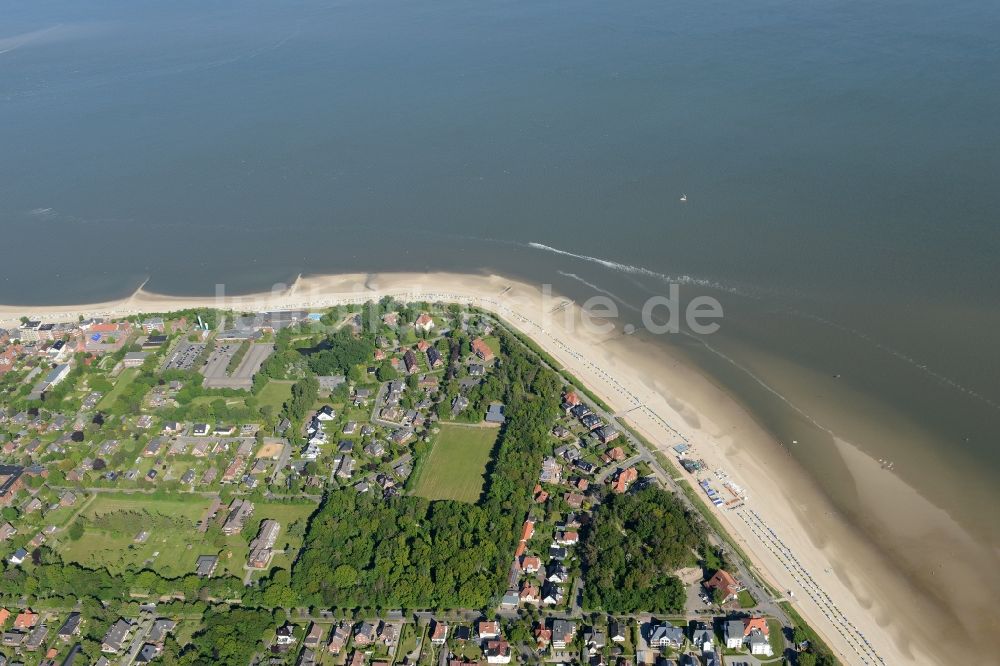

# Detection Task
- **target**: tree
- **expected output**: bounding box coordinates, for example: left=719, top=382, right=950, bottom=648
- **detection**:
left=376, top=362, right=398, bottom=382
left=581, top=486, right=703, bottom=614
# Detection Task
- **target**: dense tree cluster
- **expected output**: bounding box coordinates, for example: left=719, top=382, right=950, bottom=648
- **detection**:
left=291, top=332, right=561, bottom=610
left=161, top=606, right=278, bottom=665
left=0, top=550, right=245, bottom=607
left=284, top=376, right=319, bottom=423
left=302, top=328, right=375, bottom=376
left=581, top=486, right=702, bottom=613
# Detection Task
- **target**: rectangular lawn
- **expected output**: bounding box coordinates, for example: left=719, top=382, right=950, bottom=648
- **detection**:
left=411, top=424, right=498, bottom=503
left=257, top=379, right=294, bottom=412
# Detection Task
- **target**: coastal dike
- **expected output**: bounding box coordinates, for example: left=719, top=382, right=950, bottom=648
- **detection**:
left=3, top=271, right=998, bottom=662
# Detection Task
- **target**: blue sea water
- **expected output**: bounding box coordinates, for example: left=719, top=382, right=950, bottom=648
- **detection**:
left=2, top=0, right=999, bottom=648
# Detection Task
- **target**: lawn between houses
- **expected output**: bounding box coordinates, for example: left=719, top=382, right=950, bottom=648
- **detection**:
left=411, top=423, right=499, bottom=503
left=95, top=367, right=140, bottom=410
left=256, top=379, right=294, bottom=412
left=58, top=493, right=315, bottom=579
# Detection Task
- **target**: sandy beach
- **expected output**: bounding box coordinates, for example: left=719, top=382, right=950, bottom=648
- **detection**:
left=1, top=272, right=991, bottom=663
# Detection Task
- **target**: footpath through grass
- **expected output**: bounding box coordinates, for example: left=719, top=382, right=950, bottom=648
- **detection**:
left=411, top=423, right=498, bottom=503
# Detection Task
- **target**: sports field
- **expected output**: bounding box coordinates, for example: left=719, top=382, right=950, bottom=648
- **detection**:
left=411, top=424, right=498, bottom=503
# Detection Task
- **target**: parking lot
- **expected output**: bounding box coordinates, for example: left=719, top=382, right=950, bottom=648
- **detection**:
left=201, top=343, right=241, bottom=380
left=162, top=342, right=206, bottom=371
left=201, top=343, right=274, bottom=389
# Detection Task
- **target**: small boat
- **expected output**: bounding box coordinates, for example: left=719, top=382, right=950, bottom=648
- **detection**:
left=679, top=194, right=688, bottom=202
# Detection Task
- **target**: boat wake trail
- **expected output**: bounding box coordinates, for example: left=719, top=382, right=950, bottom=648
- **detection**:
left=529, top=242, right=746, bottom=296
left=556, top=271, right=639, bottom=312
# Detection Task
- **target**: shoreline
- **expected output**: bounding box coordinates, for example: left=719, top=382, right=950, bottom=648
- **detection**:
left=0, top=271, right=985, bottom=662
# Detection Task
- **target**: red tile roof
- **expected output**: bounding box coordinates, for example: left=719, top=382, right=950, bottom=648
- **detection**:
left=743, top=616, right=769, bottom=636
left=471, top=338, right=494, bottom=361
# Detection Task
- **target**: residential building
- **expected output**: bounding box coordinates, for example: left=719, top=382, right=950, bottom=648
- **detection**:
left=221, top=499, right=253, bottom=535
left=403, top=350, right=418, bottom=374
left=704, top=569, right=741, bottom=602
left=327, top=623, right=350, bottom=654
left=56, top=613, right=81, bottom=641
left=101, top=619, right=132, bottom=653
left=478, top=621, right=500, bottom=641
left=648, top=624, right=684, bottom=649
left=304, top=623, right=324, bottom=647
left=485, top=403, right=505, bottom=424
left=485, top=639, right=511, bottom=664
left=274, top=624, right=297, bottom=646
left=550, top=620, right=576, bottom=650
left=430, top=621, right=448, bottom=645
left=471, top=338, right=494, bottom=361
left=690, top=624, right=713, bottom=652
left=414, top=313, right=435, bottom=332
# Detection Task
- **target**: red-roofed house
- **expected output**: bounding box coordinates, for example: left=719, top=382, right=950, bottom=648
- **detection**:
left=520, top=582, right=540, bottom=605
left=14, top=609, right=38, bottom=630
left=415, top=314, right=435, bottom=332
left=611, top=467, right=638, bottom=494
left=514, top=518, right=536, bottom=558
left=556, top=531, right=579, bottom=546
left=471, top=338, right=494, bottom=362
left=478, top=621, right=500, bottom=640
left=705, top=568, right=742, bottom=602
left=430, top=621, right=448, bottom=645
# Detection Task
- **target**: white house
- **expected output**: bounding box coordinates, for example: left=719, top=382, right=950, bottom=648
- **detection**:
left=275, top=624, right=297, bottom=646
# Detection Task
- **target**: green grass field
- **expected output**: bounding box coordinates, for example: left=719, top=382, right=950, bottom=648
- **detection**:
left=61, top=494, right=213, bottom=577
left=257, top=379, right=294, bottom=411
left=411, top=424, right=498, bottom=503
left=96, top=367, right=139, bottom=410
left=60, top=494, right=317, bottom=578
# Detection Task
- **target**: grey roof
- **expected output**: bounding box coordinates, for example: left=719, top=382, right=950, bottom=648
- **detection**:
left=57, top=612, right=81, bottom=637
left=724, top=619, right=743, bottom=639
left=44, top=364, right=70, bottom=384
left=649, top=624, right=684, bottom=646
left=551, top=619, right=576, bottom=641
left=485, top=403, right=506, bottom=423
left=691, top=627, right=713, bottom=645
left=148, top=618, right=175, bottom=643
left=102, top=619, right=131, bottom=650
left=136, top=643, right=159, bottom=662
